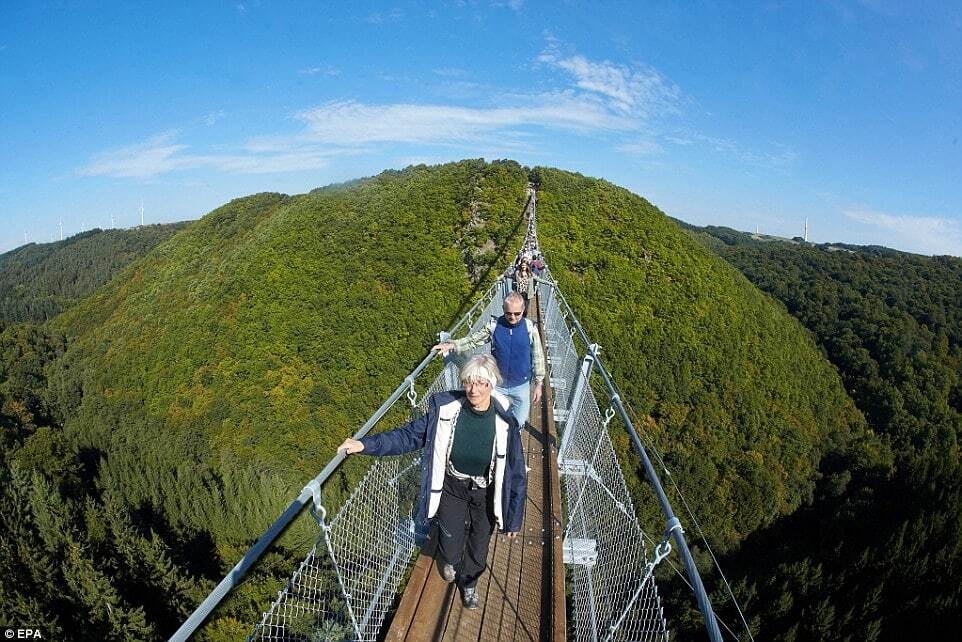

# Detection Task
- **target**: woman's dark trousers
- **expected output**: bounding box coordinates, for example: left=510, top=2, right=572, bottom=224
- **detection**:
left=436, top=474, right=495, bottom=589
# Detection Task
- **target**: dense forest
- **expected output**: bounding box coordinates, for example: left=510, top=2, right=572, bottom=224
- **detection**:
left=680, top=224, right=962, bottom=639
left=0, top=223, right=189, bottom=326
left=0, top=161, right=958, bottom=640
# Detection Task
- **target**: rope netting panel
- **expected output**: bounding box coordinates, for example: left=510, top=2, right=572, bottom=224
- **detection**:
left=249, top=283, right=503, bottom=642
left=539, top=272, right=670, bottom=642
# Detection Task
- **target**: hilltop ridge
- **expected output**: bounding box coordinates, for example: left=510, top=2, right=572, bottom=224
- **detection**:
left=0, top=223, right=189, bottom=324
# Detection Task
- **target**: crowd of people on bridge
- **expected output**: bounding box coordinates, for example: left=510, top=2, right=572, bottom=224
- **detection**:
left=339, top=236, right=547, bottom=610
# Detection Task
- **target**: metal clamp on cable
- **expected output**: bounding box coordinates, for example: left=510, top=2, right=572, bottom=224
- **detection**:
left=665, top=516, right=684, bottom=540
left=602, top=406, right=616, bottom=428
left=653, top=536, right=673, bottom=565
left=405, top=375, right=418, bottom=408
left=303, top=479, right=328, bottom=529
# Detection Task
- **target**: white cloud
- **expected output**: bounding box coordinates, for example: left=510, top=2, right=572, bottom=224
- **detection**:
left=288, top=96, right=634, bottom=147
left=298, top=65, right=340, bottom=76
left=617, top=140, right=663, bottom=156
left=79, top=132, right=188, bottom=178
left=79, top=89, right=636, bottom=179
left=666, top=131, right=797, bottom=168
left=844, top=208, right=962, bottom=256
left=665, top=135, right=694, bottom=146
left=77, top=45, right=784, bottom=182
left=433, top=67, right=466, bottom=77
left=538, top=51, right=681, bottom=117
left=78, top=131, right=335, bottom=179
left=394, top=155, right=448, bottom=167
left=79, top=45, right=676, bottom=181
left=367, top=8, right=404, bottom=24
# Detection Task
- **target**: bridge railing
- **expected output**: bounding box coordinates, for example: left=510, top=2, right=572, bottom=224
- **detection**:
left=538, top=272, right=669, bottom=642
left=170, top=280, right=505, bottom=642
left=537, top=269, right=722, bottom=642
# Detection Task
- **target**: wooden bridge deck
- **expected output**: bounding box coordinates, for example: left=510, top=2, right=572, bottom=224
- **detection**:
left=386, top=296, right=565, bottom=641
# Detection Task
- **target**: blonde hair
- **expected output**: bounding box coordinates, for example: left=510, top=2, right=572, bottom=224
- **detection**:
left=459, top=354, right=502, bottom=388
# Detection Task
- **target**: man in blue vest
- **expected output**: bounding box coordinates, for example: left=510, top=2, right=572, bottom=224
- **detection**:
left=434, top=292, right=546, bottom=426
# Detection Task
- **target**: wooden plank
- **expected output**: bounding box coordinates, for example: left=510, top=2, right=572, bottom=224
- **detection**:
left=498, top=425, right=538, bottom=641
left=402, top=571, right=454, bottom=641
left=441, top=536, right=498, bottom=641
left=476, top=512, right=516, bottom=639
left=384, top=551, right=434, bottom=641
left=513, top=417, right=547, bottom=641
left=506, top=296, right=549, bottom=641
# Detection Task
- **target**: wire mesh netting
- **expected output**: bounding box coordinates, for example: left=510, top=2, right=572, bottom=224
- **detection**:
left=249, top=284, right=503, bottom=642
left=248, top=451, right=421, bottom=642
left=538, top=279, right=581, bottom=414
left=539, top=272, right=670, bottom=642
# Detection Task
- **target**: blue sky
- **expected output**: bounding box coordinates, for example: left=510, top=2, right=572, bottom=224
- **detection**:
left=2, top=1, right=961, bottom=256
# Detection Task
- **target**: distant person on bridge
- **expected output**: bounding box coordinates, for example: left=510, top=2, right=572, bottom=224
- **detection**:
left=433, top=292, right=545, bottom=427
left=531, top=255, right=545, bottom=276
left=514, top=260, right=535, bottom=306
left=502, top=263, right=516, bottom=298
left=338, top=355, right=526, bottom=610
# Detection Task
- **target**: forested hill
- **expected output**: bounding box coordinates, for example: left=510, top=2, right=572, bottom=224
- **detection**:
left=0, top=223, right=189, bottom=325
left=683, top=221, right=962, bottom=638
left=0, top=160, right=914, bottom=640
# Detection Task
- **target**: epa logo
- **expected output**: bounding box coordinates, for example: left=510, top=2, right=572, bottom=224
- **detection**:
left=3, top=630, right=44, bottom=639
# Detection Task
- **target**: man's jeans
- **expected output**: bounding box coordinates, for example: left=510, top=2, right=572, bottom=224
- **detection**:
left=497, top=381, right=531, bottom=427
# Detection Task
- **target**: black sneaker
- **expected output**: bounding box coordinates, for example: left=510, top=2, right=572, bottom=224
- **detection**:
left=461, top=587, right=480, bottom=610
left=440, top=563, right=456, bottom=583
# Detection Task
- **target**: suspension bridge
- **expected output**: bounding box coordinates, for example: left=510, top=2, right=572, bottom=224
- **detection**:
left=171, top=187, right=740, bottom=641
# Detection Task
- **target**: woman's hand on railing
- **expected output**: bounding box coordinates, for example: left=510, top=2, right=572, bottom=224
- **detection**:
left=337, top=438, right=365, bottom=455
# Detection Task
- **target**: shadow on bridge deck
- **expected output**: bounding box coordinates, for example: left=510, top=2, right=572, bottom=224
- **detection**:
left=385, top=294, right=566, bottom=641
